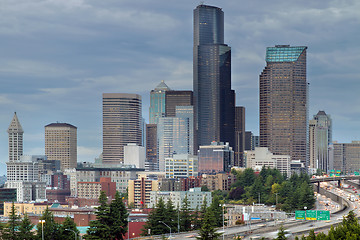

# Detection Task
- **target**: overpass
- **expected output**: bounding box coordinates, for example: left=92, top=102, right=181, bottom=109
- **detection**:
left=310, top=175, right=360, bottom=192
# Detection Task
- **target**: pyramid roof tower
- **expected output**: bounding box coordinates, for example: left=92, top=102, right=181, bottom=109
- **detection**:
left=7, top=112, right=24, bottom=134
left=154, top=80, right=171, bottom=91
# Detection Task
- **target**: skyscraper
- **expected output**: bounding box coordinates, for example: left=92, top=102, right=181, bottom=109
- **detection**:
left=102, top=93, right=142, bottom=164
left=309, top=111, right=332, bottom=171
left=7, top=112, right=23, bottom=162
left=157, top=106, right=194, bottom=171
left=146, top=124, right=158, bottom=171
left=45, top=123, right=77, bottom=171
left=234, top=106, right=245, bottom=167
left=260, top=45, right=308, bottom=166
left=165, top=91, right=193, bottom=117
left=6, top=113, right=46, bottom=202
left=193, top=4, right=235, bottom=149
left=149, top=80, right=171, bottom=124
left=147, top=81, right=194, bottom=170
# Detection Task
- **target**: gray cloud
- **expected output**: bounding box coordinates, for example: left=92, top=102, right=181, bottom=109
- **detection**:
left=0, top=0, right=358, bottom=173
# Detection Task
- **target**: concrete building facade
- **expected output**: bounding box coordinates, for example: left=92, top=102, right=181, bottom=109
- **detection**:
left=102, top=93, right=142, bottom=164
left=45, top=123, right=77, bottom=171
left=149, top=187, right=211, bottom=210
left=124, top=143, right=146, bottom=169
left=246, top=147, right=291, bottom=176
left=165, top=154, right=198, bottom=178
left=128, top=178, right=159, bottom=208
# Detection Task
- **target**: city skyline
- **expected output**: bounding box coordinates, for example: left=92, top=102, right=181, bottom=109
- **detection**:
left=0, top=1, right=359, bottom=174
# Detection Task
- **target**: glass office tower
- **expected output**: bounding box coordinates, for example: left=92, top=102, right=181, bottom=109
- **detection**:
left=309, top=111, right=332, bottom=171
left=149, top=80, right=171, bottom=124
left=193, top=4, right=235, bottom=149
left=259, top=45, right=308, bottom=166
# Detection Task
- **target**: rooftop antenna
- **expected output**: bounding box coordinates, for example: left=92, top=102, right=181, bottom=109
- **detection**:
left=200, top=1, right=204, bottom=5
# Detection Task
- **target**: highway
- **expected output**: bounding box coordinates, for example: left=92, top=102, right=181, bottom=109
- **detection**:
left=138, top=178, right=359, bottom=239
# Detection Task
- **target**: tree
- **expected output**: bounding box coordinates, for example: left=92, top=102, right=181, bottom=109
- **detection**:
left=2, top=202, right=20, bottom=240
left=84, top=191, right=111, bottom=239
left=141, top=198, right=168, bottom=236
left=18, top=213, right=35, bottom=240
left=59, top=216, right=79, bottom=240
left=276, top=225, right=287, bottom=240
left=228, top=186, right=245, bottom=200
left=36, top=207, right=61, bottom=240
left=180, top=195, right=192, bottom=231
left=108, top=191, right=129, bottom=240
left=209, top=195, right=223, bottom=227
left=191, top=206, right=201, bottom=230
left=196, top=208, right=221, bottom=240
left=165, top=198, right=177, bottom=233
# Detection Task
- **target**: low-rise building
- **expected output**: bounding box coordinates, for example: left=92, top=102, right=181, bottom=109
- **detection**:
left=198, top=142, right=234, bottom=173
left=200, top=173, right=237, bottom=191
left=76, top=165, right=140, bottom=193
left=3, top=202, right=68, bottom=217
left=128, top=178, right=159, bottom=208
left=77, top=177, right=116, bottom=199
left=165, top=154, right=198, bottom=178
left=149, top=187, right=211, bottom=210
left=246, top=147, right=291, bottom=176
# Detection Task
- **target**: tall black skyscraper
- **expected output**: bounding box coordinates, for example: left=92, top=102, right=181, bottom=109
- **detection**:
left=193, top=4, right=235, bottom=149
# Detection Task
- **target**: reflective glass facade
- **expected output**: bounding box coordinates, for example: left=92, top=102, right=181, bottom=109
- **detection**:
left=234, top=106, right=245, bottom=167
left=266, top=45, right=307, bottom=62
left=157, top=106, right=194, bottom=171
left=260, top=45, right=308, bottom=166
left=309, top=111, right=332, bottom=171
left=149, top=81, right=170, bottom=124
left=193, top=5, right=235, bottom=149
left=198, top=142, right=233, bottom=173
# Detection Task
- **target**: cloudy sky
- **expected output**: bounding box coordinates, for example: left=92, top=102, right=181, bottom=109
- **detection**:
left=0, top=0, right=359, bottom=174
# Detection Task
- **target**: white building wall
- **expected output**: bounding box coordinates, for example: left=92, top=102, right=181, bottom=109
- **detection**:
left=149, top=188, right=211, bottom=209
left=246, top=147, right=290, bottom=176
left=124, top=143, right=146, bottom=168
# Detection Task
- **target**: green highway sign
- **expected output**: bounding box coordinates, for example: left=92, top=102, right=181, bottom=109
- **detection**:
left=306, top=210, right=317, bottom=220
left=317, top=210, right=330, bottom=220
left=295, top=210, right=330, bottom=221
left=295, top=211, right=305, bottom=220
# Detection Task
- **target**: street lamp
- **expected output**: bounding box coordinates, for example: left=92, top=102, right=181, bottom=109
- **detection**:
left=65, top=229, right=77, bottom=240
left=159, top=221, right=171, bottom=239
left=39, top=220, right=45, bottom=240
left=304, top=206, right=307, bottom=221
left=275, top=193, right=279, bottom=207
left=258, top=193, right=261, bottom=204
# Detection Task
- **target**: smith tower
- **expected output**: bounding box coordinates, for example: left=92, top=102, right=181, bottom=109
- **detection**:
left=193, top=4, right=235, bottom=149
left=259, top=45, right=308, bottom=166
left=7, top=112, right=23, bottom=162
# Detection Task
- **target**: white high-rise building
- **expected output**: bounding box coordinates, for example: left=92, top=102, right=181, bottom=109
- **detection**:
left=309, top=111, right=332, bottom=172
left=8, top=112, right=23, bottom=162
left=5, top=113, right=46, bottom=202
